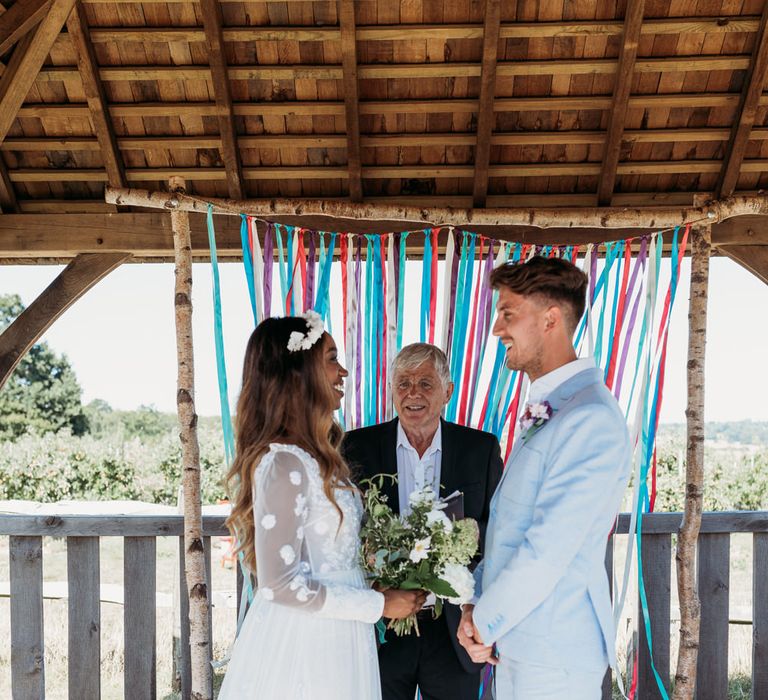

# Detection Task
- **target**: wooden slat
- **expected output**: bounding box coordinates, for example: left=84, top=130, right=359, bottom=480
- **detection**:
left=0, top=0, right=50, bottom=57
left=66, top=2, right=125, bottom=188
left=204, top=536, right=213, bottom=664
left=0, top=0, right=76, bottom=145
left=637, top=533, right=671, bottom=698
left=200, top=0, right=243, bottom=200
left=55, top=17, right=763, bottom=45
left=716, top=5, right=768, bottom=198
left=0, top=252, right=130, bottom=389
left=601, top=538, right=614, bottom=700
left=472, top=0, right=501, bottom=208
left=14, top=92, right=762, bottom=120
left=9, top=535, right=44, bottom=699
left=33, top=55, right=755, bottom=84
left=178, top=537, right=191, bottom=700
left=754, top=532, right=768, bottom=699
left=597, top=0, right=645, bottom=206
left=67, top=536, right=100, bottom=700
left=695, top=533, right=730, bottom=700
left=338, top=0, right=362, bottom=202
left=124, top=536, right=157, bottom=700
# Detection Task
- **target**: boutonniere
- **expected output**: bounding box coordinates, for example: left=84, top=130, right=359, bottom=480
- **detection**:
left=519, top=400, right=555, bottom=443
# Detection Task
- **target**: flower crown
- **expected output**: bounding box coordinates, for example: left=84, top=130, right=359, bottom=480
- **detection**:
left=287, top=310, right=325, bottom=352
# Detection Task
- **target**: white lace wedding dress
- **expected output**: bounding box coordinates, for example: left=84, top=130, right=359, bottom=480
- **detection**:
left=218, top=443, right=384, bottom=699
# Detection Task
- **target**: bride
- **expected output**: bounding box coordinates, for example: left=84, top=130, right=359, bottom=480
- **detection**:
left=219, top=312, right=424, bottom=699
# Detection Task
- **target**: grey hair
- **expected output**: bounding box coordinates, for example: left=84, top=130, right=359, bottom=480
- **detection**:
left=391, top=343, right=452, bottom=388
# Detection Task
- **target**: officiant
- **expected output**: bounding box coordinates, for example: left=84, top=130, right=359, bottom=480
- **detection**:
left=342, top=343, right=503, bottom=700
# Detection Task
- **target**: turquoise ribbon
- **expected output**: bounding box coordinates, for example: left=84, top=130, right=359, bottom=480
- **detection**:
left=365, top=236, right=375, bottom=426
left=286, top=228, right=295, bottom=315
left=603, top=240, right=626, bottom=382
left=206, top=205, right=235, bottom=466
left=239, top=214, right=258, bottom=326
left=315, top=232, right=337, bottom=320
left=274, top=224, right=289, bottom=314
left=420, top=228, right=432, bottom=342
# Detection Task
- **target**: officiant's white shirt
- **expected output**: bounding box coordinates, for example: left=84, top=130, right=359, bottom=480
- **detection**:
left=527, top=357, right=595, bottom=404
left=396, top=420, right=442, bottom=514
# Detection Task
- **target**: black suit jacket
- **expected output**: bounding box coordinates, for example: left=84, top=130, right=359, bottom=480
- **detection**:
left=342, top=417, right=503, bottom=674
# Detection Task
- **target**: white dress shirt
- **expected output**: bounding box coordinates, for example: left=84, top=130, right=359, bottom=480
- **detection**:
left=528, top=357, right=595, bottom=404
left=396, top=420, right=442, bottom=515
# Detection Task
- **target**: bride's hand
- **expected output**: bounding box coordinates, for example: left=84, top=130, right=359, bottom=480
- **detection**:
left=381, top=589, right=427, bottom=619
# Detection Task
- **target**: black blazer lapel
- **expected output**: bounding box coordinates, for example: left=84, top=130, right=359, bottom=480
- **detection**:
left=378, top=418, right=400, bottom=513
left=438, top=418, right=459, bottom=499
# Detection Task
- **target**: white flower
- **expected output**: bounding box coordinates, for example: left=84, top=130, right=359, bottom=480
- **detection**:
left=439, top=563, right=475, bottom=605
left=287, top=331, right=306, bottom=352
left=286, top=310, right=325, bottom=353
left=296, top=588, right=309, bottom=602
left=289, top=471, right=302, bottom=486
left=426, top=509, right=453, bottom=532
left=279, top=545, right=296, bottom=565
left=260, top=586, right=274, bottom=601
left=409, top=487, right=437, bottom=507
left=296, top=525, right=304, bottom=539
left=409, top=536, right=432, bottom=563
left=289, top=574, right=307, bottom=591
left=294, top=493, right=308, bottom=516
left=260, top=514, right=276, bottom=530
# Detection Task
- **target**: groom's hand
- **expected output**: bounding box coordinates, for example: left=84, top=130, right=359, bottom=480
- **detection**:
left=457, top=604, right=498, bottom=665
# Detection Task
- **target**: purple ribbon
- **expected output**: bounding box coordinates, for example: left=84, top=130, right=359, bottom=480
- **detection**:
left=445, top=229, right=461, bottom=352
left=263, top=223, right=274, bottom=319
left=468, top=240, right=496, bottom=408
left=354, top=236, right=363, bottom=428
left=614, top=237, right=649, bottom=399
left=306, top=231, right=316, bottom=310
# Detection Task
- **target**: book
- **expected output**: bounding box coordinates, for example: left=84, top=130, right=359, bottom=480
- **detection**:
left=441, top=489, right=465, bottom=520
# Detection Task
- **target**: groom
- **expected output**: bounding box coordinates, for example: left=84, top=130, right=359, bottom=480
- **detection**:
left=458, top=256, right=632, bottom=698
left=343, top=343, right=503, bottom=700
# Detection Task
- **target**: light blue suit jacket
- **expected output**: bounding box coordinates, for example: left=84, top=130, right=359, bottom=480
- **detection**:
left=472, top=367, right=632, bottom=672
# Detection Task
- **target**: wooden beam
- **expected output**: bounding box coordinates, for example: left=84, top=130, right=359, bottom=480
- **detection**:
left=33, top=55, right=753, bottom=84
left=0, top=252, right=129, bottom=389
left=0, top=157, right=18, bottom=212
left=66, top=2, right=125, bottom=188
left=718, top=244, right=768, bottom=285
left=472, top=0, right=501, bottom=208
left=0, top=0, right=50, bottom=57
left=0, top=0, right=75, bottom=145
left=0, top=211, right=766, bottom=259
left=338, top=0, right=362, bottom=202
left=15, top=92, right=763, bottom=120
left=51, top=17, right=763, bottom=46
left=104, top=187, right=768, bottom=229
left=716, top=5, right=768, bottom=198
left=598, top=0, right=645, bottom=205
left=199, top=0, right=243, bottom=200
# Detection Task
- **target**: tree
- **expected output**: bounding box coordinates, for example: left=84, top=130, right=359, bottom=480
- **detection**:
left=0, top=294, right=88, bottom=440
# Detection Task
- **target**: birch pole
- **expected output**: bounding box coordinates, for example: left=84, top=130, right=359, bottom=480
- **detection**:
left=673, top=224, right=711, bottom=699
left=170, top=176, right=212, bottom=700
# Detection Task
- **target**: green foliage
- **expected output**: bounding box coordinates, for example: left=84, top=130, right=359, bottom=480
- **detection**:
left=0, top=294, right=88, bottom=440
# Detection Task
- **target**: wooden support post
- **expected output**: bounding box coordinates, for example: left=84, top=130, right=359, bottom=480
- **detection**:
left=0, top=251, right=130, bottom=390
left=170, top=175, right=212, bottom=700
left=672, top=223, right=711, bottom=700
left=471, top=0, right=502, bottom=209
left=338, top=0, right=363, bottom=202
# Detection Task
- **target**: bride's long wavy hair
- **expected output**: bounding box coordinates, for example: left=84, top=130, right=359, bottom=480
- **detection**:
left=225, top=316, right=350, bottom=576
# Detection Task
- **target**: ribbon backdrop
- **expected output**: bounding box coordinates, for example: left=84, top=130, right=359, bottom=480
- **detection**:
left=209, top=215, right=689, bottom=699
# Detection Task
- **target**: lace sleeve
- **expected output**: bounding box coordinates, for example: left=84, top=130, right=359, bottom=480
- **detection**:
left=254, top=448, right=384, bottom=623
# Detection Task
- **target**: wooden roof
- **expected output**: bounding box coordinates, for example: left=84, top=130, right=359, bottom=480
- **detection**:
left=1, top=0, right=768, bottom=272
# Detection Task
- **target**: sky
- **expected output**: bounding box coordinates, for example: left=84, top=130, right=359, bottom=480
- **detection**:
left=1, top=255, right=767, bottom=424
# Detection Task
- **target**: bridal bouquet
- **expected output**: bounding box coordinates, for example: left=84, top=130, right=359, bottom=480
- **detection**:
left=360, top=476, right=479, bottom=635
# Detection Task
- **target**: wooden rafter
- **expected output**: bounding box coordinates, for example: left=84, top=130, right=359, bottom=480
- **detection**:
left=0, top=157, right=19, bottom=213
left=597, top=0, right=645, bottom=205
left=338, top=0, right=362, bottom=202
left=716, top=4, right=768, bottom=199
left=0, top=0, right=50, bottom=57
left=66, top=2, right=125, bottom=189
left=31, top=55, right=755, bottom=84
left=472, top=0, right=501, bottom=209
left=199, top=0, right=243, bottom=200
left=0, top=252, right=129, bottom=389
left=0, top=0, right=75, bottom=146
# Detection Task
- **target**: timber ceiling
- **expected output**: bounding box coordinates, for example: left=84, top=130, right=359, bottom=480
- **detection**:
left=0, top=0, right=767, bottom=213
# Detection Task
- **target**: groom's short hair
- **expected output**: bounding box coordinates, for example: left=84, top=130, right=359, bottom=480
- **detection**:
left=490, top=256, right=588, bottom=332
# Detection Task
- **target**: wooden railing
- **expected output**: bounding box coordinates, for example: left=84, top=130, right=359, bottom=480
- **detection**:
left=1, top=511, right=767, bottom=700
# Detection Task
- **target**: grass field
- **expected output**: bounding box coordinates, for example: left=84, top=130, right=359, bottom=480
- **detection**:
left=0, top=533, right=757, bottom=698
